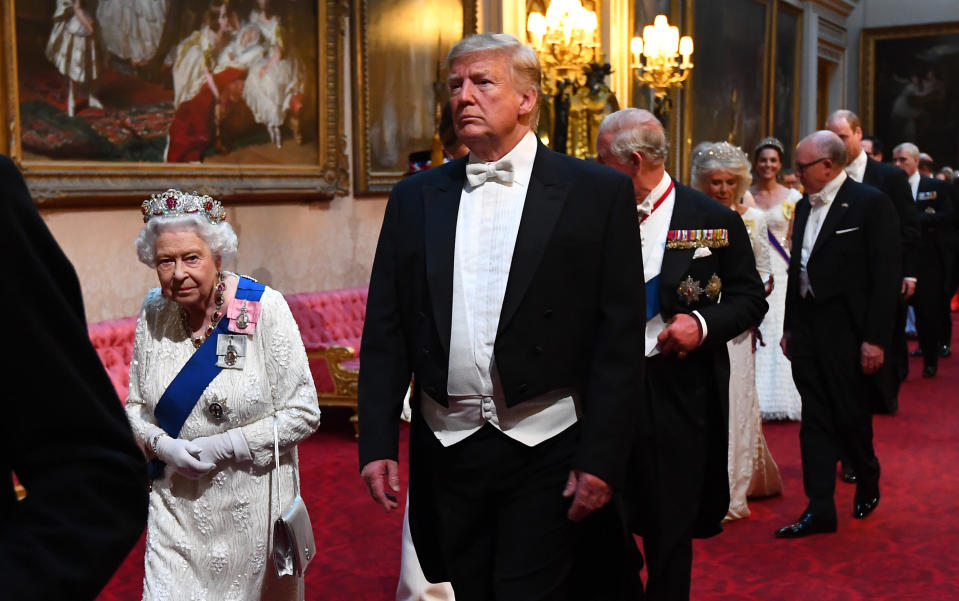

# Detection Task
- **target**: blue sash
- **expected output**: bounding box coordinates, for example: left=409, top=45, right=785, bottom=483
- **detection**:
left=645, top=276, right=661, bottom=321
left=148, top=277, right=266, bottom=479
left=767, top=229, right=790, bottom=264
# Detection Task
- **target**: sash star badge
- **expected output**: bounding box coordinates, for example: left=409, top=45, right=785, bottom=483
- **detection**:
left=677, top=276, right=703, bottom=305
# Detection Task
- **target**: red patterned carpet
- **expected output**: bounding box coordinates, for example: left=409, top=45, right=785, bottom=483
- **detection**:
left=98, top=337, right=959, bottom=600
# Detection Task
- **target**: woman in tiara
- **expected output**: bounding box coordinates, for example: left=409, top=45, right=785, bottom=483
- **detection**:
left=125, top=190, right=320, bottom=600
left=749, top=137, right=804, bottom=421
left=692, top=142, right=782, bottom=521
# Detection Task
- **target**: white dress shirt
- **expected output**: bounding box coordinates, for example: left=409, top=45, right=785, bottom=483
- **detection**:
left=908, top=170, right=920, bottom=200
left=640, top=172, right=708, bottom=356
left=421, top=131, right=579, bottom=447
left=799, top=170, right=847, bottom=298
left=845, top=150, right=868, bottom=183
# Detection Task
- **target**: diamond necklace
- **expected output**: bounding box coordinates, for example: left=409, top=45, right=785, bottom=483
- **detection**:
left=181, top=272, right=226, bottom=348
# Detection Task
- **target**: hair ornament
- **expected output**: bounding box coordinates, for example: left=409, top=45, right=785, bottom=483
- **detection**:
left=753, top=136, right=785, bottom=157
left=692, top=142, right=749, bottom=165
left=141, top=189, right=227, bottom=225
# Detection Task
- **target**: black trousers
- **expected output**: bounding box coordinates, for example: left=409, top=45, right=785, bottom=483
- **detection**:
left=911, top=257, right=946, bottom=368
left=790, top=297, right=880, bottom=517
left=428, top=423, right=638, bottom=601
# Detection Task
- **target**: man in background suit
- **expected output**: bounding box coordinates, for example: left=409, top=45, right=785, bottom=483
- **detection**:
left=359, top=34, right=645, bottom=600
left=596, top=109, right=767, bottom=600
left=776, top=131, right=900, bottom=538
left=893, top=143, right=956, bottom=376
left=827, top=110, right=919, bottom=413
left=862, top=135, right=884, bottom=162
left=0, top=155, right=148, bottom=601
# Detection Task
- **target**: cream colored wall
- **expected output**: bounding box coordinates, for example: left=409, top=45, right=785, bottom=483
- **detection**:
left=41, top=194, right=388, bottom=323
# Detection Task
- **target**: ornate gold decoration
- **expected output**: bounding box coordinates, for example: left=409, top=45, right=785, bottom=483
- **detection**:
left=630, top=15, right=693, bottom=98
left=306, top=345, right=359, bottom=438
left=704, top=273, right=722, bottom=301
left=783, top=201, right=796, bottom=221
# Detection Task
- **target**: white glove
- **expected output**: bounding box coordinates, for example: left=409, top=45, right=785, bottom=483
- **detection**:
left=193, top=429, right=252, bottom=466
left=193, top=432, right=235, bottom=465
left=155, top=436, right=216, bottom=480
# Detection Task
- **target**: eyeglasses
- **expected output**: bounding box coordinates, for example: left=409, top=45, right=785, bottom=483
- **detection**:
left=795, top=157, right=830, bottom=173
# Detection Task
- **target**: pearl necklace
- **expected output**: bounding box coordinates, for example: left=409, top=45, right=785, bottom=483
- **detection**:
left=181, top=272, right=226, bottom=349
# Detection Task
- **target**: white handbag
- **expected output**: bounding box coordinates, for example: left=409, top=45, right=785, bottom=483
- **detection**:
left=271, top=416, right=316, bottom=577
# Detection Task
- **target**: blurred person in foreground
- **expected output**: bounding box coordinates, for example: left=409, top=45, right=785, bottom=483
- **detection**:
left=126, top=190, right=321, bottom=599
left=0, top=155, right=148, bottom=601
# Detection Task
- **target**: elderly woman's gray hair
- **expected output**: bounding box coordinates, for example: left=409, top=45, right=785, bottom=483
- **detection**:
left=445, top=33, right=542, bottom=130
left=135, top=214, right=238, bottom=267
left=691, top=141, right=753, bottom=201
left=597, top=108, right=668, bottom=166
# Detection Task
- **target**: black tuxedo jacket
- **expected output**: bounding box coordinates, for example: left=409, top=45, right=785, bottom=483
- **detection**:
left=628, top=183, right=767, bottom=539
left=0, top=156, right=148, bottom=601
left=785, top=177, right=901, bottom=349
left=358, top=142, right=645, bottom=487
left=915, top=176, right=956, bottom=268
left=863, top=157, right=920, bottom=278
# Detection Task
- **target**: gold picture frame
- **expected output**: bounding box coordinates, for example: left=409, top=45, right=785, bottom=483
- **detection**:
left=0, top=0, right=348, bottom=208
left=860, top=21, right=959, bottom=168
left=351, top=0, right=477, bottom=195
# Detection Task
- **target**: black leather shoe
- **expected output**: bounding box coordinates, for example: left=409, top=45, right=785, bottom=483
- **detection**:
left=940, top=345, right=952, bottom=358
left=840, top=466, right=857, bottom=484
left=853, top=495, right=880, bottom=519
left=775, top=512, right=837, bottom=538
left=922, top=365, right=937, bottom=378
left=910, top=348, right=923, bottom=357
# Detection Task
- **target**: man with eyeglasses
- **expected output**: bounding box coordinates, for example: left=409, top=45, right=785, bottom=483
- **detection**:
left=776, top=130, right=900, bottom=538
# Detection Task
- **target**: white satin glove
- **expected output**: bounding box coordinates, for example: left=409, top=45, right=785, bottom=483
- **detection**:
left=193, top=429, right=252, bottom=466
left=155, top=436, right=215, bottom=480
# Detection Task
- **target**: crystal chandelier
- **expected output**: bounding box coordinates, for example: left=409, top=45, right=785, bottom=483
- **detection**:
left=630, top=15, right=694, bottom=98
left=526, top=0, right=600, bottom=95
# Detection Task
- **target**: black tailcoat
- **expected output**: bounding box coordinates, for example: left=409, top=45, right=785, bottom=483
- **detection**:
left=358, top=143, right=646, bottom=583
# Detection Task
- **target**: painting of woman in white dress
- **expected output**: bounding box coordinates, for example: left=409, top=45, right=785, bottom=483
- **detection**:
left=15, top=0, right=320, bottom=164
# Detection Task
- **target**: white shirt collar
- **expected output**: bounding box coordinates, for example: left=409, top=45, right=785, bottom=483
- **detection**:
left=908, top=171, right=921, bottom=199
left=466, top=130, right=537, bottom=188
left=637, top=171, right=672, bottom=218
left=812, top=170, right=847, bottom=206
left=845, top=150, right=868, bottom=183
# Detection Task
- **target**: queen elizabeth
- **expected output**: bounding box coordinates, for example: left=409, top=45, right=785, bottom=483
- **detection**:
left=125, top=190, right=320, bottom=600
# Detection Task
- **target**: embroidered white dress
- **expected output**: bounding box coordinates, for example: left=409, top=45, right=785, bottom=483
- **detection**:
left=755, top=188, right=804, bottom=420
left=726, top=207, right=782, bottom=521
left=125, top=284, right=320, bottom=601
left=241, top=10, right=301, bottom=128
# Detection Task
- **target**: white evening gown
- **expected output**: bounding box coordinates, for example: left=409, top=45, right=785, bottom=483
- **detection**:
left=755, top=189, right=803, bottom=420
left=242, top=10, right=302, bottom=128
left=726, top=207, right=783, bottom=521
left=125, top=282, right=321, bottom=601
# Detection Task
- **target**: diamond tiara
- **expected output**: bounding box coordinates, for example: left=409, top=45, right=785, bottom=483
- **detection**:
left=141, top=189, right=227, bottom=225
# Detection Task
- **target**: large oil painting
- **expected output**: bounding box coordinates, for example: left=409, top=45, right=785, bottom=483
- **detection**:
left=352, top=0, right=476, bottom=194
left=861, top=22, right=959, bottom=169
left=1, top=0, right=346, bottom=205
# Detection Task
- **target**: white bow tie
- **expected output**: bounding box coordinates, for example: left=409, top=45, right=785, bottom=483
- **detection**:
left=466, top=159, right=514, bottom=187
left=809, top=192, right=826, bottom=207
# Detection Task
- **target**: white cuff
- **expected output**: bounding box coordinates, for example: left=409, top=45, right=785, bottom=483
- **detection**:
left=228, top=428, right=253, bottom=463
left=903, top=277, right=917, bottom=283
left=692, top=310, right=708, bottom=344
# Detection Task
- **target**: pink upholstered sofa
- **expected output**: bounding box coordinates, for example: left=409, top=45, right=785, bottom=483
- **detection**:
left=88, top=286, right=367, bottom=436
